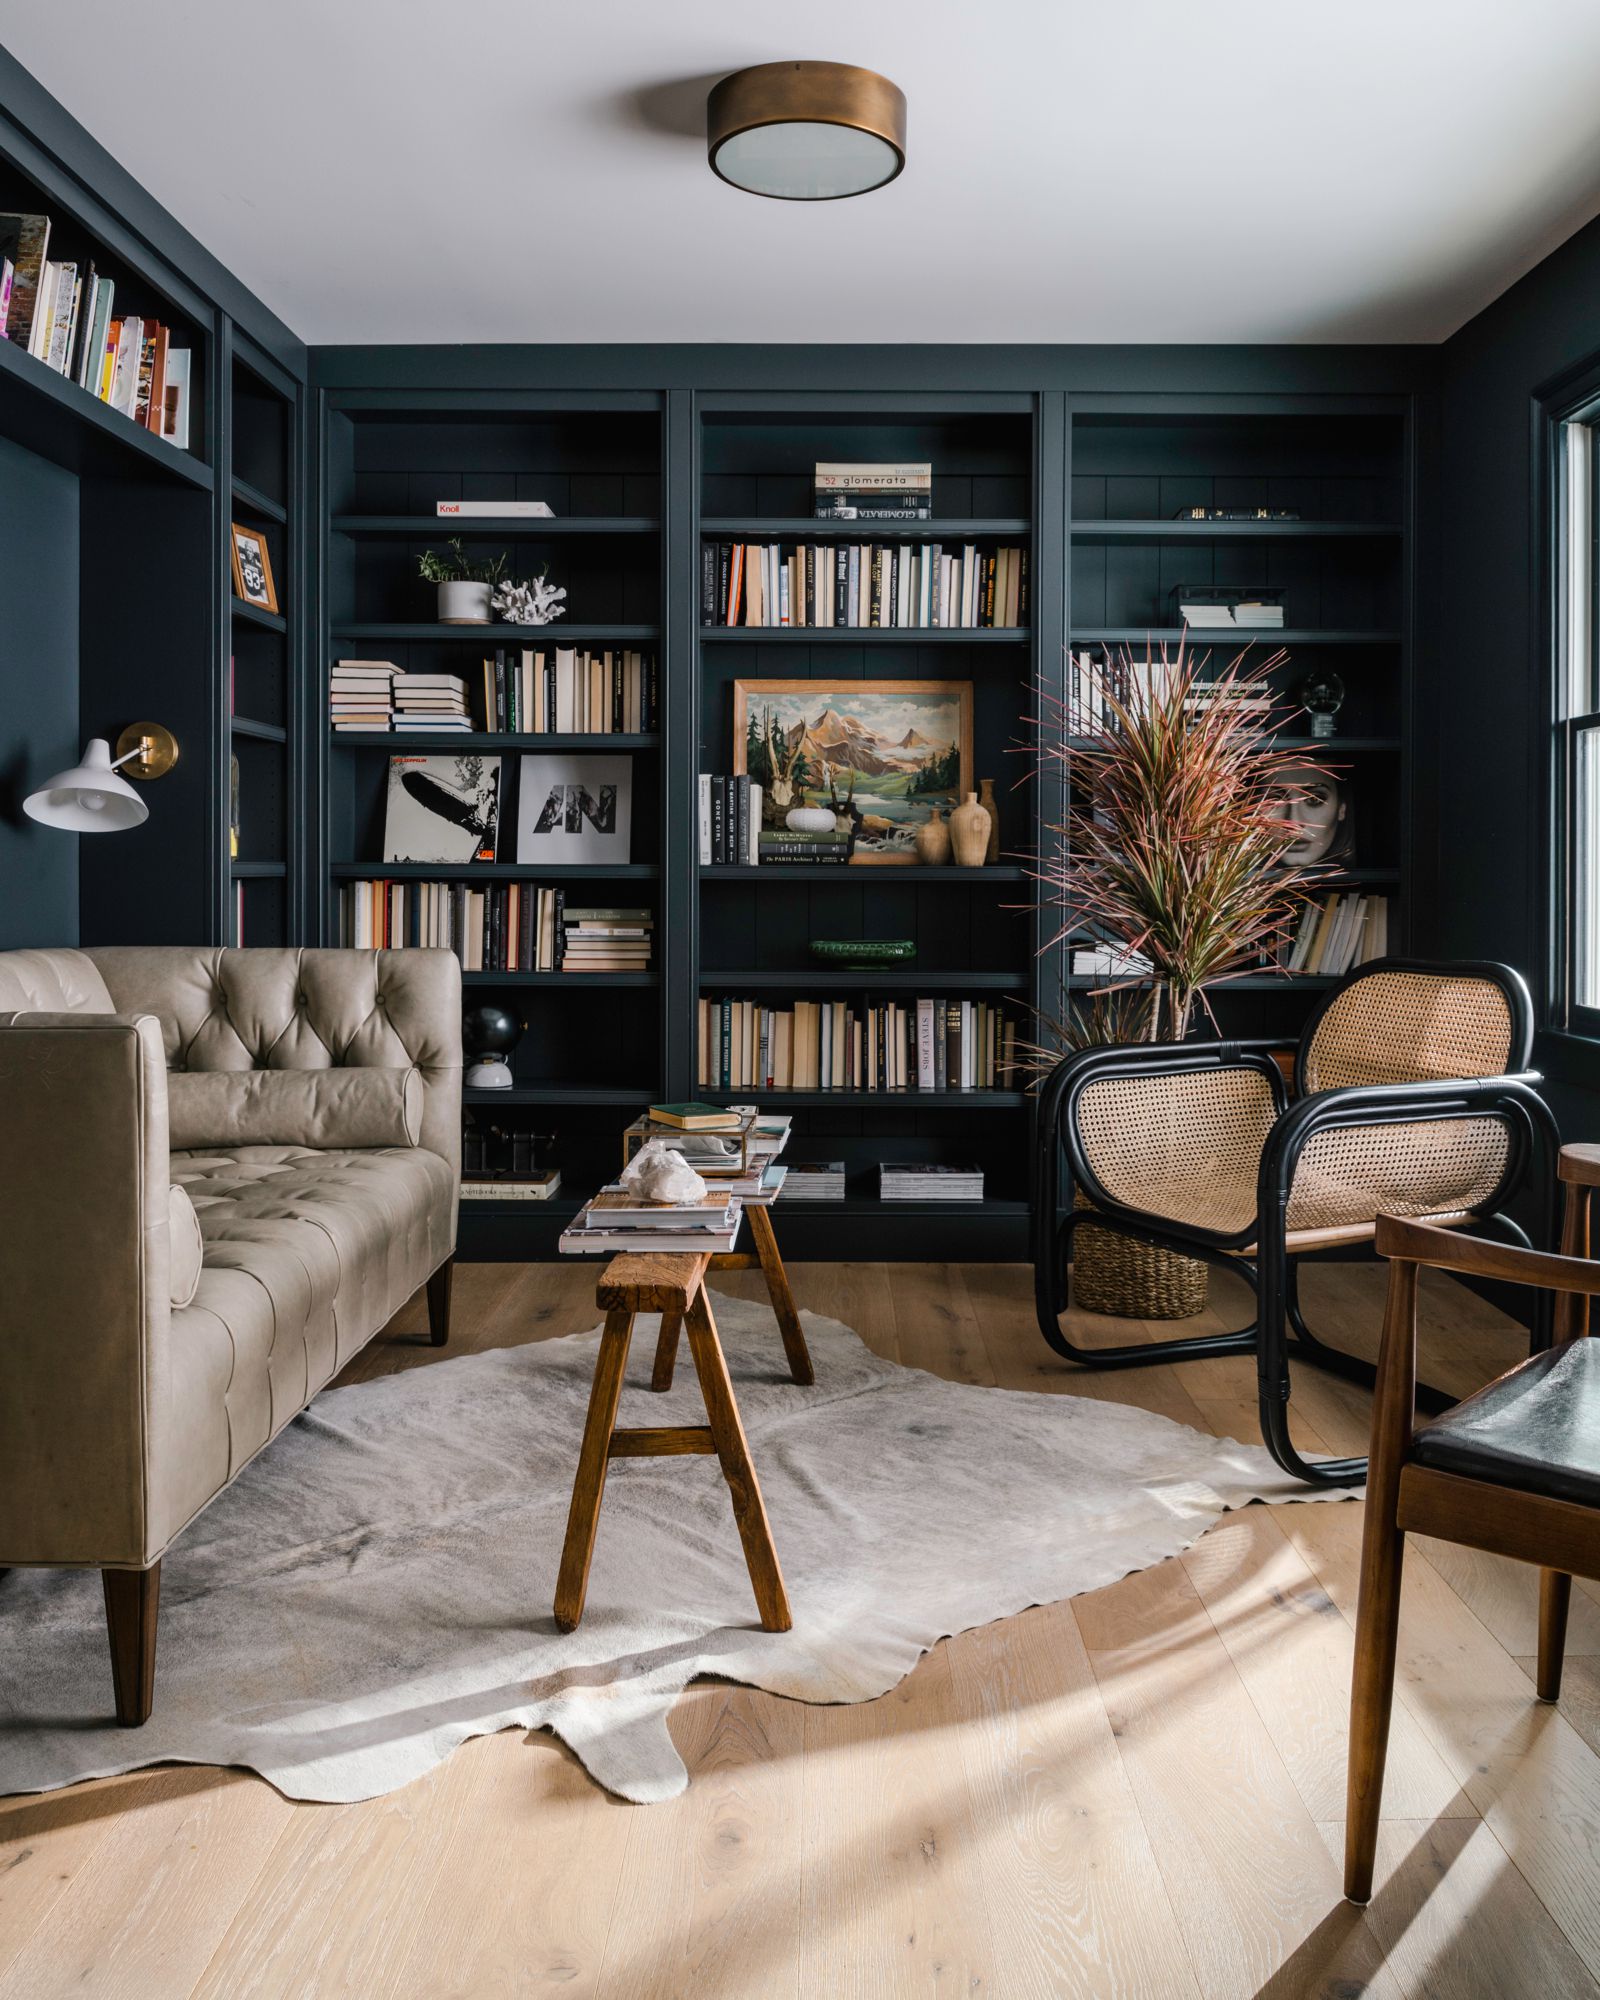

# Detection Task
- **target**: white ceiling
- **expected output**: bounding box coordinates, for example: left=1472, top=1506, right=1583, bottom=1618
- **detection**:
left=6, top=0, right=1600, bottom=346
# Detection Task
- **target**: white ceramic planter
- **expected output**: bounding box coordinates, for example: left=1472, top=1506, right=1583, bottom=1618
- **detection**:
left=786, top=806, right=837, bottom=834
left=437, top=580, right=493, bottom=625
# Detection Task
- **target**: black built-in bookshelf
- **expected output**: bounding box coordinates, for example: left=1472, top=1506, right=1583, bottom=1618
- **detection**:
left=310, top=387, right=1411, bottom=1259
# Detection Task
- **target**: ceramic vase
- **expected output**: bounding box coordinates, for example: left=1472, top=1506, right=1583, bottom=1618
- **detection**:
left=978, top=778, right=1001, bottom=863
left=914, top=804, right=952, bottom=865
left=437, top=580, right=493, bottom=625
left=950, top=792, right=991, bottom=868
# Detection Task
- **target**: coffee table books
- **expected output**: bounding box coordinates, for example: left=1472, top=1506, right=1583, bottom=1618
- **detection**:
left=558, top=1188, right=745, bottom=1257
left=779, top=1161, right=848, bottom=1202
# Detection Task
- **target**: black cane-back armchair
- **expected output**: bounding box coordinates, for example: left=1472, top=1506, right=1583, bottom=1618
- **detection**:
left=1032, top=959, right=1559, bottom=1485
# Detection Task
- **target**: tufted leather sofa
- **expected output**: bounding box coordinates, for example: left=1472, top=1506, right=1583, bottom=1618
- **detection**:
left=0, top=945, right=461, bottom=1724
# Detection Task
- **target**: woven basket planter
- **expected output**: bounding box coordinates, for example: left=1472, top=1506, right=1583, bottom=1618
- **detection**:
left=1071, top=1192, right=1209, bottom=1319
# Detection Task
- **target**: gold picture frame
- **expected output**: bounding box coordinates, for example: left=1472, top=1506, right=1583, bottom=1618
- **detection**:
left=732, top=677, right=973, bottom=865
left=230, top=523, right=279, bottom=614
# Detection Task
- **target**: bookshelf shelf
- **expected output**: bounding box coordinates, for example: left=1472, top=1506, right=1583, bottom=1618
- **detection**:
left=233, top=599, right=287, bottom=634
left=329, top=731, right=660, bottom=753
left=464, top=1086, right=655, bottom=1106
left=0, top=333, right=212, bottom=491
left=330, top=862, right=660, bottom=881
left=231, top=861, right=286, bottom=879
left=462, top=970, right=658, bottom=988
left=700, top=1087, right=1026, bottom=1109
left=700, top=625, right=1028, bottom=644
left=332, top=515, right=658, bottom=537
left=699, top=864, right=1028, bottom=882
left=232, top=474, right=287, bottom=523
left=701, top=517, right=1031, bottom=540
left=231, top=715, right=287, bottom=743
left=1071, top=628, right=1401, bottom=647
left=331, top=622, right=659, bottom=644
left=700, top=968, right=1029, bottom=991
left=1070, top=519, right=1401, bottom=540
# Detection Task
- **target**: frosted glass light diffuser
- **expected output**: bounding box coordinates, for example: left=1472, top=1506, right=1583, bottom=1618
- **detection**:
left=708, top=62, right=906, bottom=201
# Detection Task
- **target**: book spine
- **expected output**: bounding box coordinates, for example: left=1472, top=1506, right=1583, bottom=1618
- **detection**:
left=869, top=547, right=884, bottom=628
left=698, top=774, right=712, bottom=866
left=735, top=775, right=749, bottom=868
left=700, top=541, right=717, bottom=622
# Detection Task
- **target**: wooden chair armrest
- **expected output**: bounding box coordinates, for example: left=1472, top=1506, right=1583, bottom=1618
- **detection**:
left=1376, top=1213, right=1600, bottom=1295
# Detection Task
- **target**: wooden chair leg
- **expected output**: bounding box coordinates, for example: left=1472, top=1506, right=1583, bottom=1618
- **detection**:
left=1538, top=1570, right=1573, bottom=1701
left=748, top=1203, right=813, bottom=1386
left=651, top=1310, right=683, bottom=1392
left=103, top=1562, right=161, bottom=1726
left=1344, top=1499, right=1406, bottom=1902
left=554, top=1308, right=635, bottom=1632
left=426, top=1255, right=454, bottom=1348
left=684, top=1286, right=792, bottom=1632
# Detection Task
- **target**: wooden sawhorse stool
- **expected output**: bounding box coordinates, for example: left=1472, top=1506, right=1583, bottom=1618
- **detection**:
left=649, top=1201, right=813, bottom=1392
left=554, top=1244, right=806, bottom=1635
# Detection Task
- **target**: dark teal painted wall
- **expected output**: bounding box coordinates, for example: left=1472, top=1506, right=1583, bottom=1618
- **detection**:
left=0, top=432, right=77, bottom=945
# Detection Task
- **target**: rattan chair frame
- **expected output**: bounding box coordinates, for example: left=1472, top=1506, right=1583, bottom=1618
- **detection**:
left=1031, top=959, right=1559, bottom=1486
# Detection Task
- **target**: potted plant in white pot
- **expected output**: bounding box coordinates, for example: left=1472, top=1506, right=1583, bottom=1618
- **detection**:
left=417, top=539, right=508, bottom=625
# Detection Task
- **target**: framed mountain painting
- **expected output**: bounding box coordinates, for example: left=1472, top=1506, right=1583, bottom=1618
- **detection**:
left=732, top=678, right=972, bottom=864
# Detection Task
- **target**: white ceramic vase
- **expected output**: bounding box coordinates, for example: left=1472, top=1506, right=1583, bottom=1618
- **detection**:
left=437, top=580, right=493, bottom=625
left=786, top=806, right=837, bottom=834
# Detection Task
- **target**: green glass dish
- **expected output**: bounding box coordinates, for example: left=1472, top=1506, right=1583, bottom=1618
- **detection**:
left=809, top=939, right=918, bottom=965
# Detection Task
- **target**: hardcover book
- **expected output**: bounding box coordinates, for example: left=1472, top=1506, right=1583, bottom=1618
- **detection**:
left=383, top=753, right=500, bottom=863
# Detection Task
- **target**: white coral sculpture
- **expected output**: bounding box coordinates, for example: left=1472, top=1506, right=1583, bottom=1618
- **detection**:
left=493, top=571, right=567, bottom=625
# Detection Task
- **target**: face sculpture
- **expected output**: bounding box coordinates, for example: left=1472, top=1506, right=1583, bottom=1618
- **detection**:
left=1279, top=765, right=1349, bottom=866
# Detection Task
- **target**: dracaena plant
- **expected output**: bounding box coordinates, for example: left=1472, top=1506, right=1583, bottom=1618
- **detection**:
left=1031, top=642, right=1328, bottom=1044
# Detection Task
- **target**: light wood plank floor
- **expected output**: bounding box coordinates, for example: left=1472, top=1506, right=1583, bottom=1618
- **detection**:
left=4, top=1258, right=1599, bottom=1999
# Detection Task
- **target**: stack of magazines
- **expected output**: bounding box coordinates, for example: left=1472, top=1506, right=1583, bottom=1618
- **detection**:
left=780, top=1161, right=847, bottom=1202
left=878, top=1162, right=985, bottom=1203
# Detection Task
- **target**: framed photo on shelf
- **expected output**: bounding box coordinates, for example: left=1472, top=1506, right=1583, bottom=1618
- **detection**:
left=515, top=752, right=632, bottom=866
left=732, top=677, right=973, bottom=865
left=384, top=753, right=501, bottom=863
left=230, top=523, right=278, bottom=614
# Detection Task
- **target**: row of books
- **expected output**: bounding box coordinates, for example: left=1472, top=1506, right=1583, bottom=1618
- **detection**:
left=1283, top=893, right=1388, bottom=975
left=0, top=215, right=191, bottom=444
left=697, top=995, right=1018, bottom=1092
left=329, top=650, right=658, bottom=735
left=702, top=541, right=1027, bottom=629
left=339, top=879, right=653, bottom=972
left=1068, top=651, right=1276, bottom=734
left=779, top=1161, right=985, bottom=1203
left=697, top=774, right=768, bottom=865
left=814, top=460, right=932, bottom=521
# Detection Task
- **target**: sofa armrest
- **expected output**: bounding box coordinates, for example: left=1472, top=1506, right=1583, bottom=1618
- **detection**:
left=0, top=1012, right=172, bottom=1568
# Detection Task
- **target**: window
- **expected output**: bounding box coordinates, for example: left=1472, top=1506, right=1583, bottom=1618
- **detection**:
left=1556, top=403, right=1600, bottom=1031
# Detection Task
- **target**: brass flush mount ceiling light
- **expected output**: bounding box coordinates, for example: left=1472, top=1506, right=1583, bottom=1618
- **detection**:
left=707, top=61, right=906, bottom=200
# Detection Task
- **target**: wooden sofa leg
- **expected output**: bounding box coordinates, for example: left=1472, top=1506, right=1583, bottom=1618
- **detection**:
left=103, top=1562, right=160, bottom=1726
left=427, top=1256, right=454, bottom=1347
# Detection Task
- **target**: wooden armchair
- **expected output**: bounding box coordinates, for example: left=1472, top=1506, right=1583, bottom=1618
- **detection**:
left=1031, top=960, right=1559, bottom=1485
left=1346, top=1176, right=1600, bottom=1902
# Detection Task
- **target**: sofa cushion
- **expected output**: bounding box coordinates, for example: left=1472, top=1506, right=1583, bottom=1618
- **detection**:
left=167, top=1066, right=424, bottom=1150
left=164, top=1145, right=454, bottom=1519
left=168, top=1184, right=203, bottom=1307
left=0, top=948, right=113, bottom=1015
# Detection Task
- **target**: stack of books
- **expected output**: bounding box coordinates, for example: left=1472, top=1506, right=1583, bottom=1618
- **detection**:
left=697, top=996, right=1018, bottom=1092
left=879, top=1162, right=985, bottom=1203
left=459, top=1168, right=562, bottom=1203
left=779, top=1160, right=847, bottom=1202
left=561, top=906, right=653, bottom=972
left=814, top=461, right=932, bottom=521
left=0, top=215, right=192, bottom=445
left=621, top=1104, right=791, bottom=1204
left=758, top=827, right=850, bottom=866
left=703, top=539, right=1025, bottom=629
left=698, top=775, right=766, bottom=865
left=394, top=675, right=471, bottom=732
left=481, top=648, right=656, bottom=734
left=330, top=660, right=401, bottom=731
left=1284, top=893, right=1388, bottom=975
left=1174, top=586, right=1286, bottom=630
left=559, top=1188, right=744, bottom=1256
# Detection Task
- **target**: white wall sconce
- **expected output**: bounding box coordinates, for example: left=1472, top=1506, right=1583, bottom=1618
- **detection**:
left=24, top=722, right=179, bottom=832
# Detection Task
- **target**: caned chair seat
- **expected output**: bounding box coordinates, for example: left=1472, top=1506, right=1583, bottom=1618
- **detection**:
left=1409, top=1338, right=1600, bottom=1510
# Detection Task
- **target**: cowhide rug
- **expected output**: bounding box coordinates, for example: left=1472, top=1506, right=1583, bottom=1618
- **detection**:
left=0, top=1301, right=1353, bottom=1804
